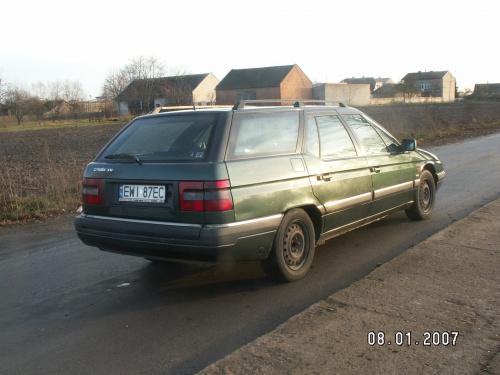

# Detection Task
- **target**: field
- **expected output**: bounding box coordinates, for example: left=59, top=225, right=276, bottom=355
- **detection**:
left=1, top=102, right=499, bottom=224
left=0, top=121, right=125, bottom=222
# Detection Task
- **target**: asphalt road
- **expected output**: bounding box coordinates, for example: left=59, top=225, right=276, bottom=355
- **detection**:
left=1, top=133, right=499, bottom=375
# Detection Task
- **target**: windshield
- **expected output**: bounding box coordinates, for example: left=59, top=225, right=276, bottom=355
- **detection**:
left=100, top=114, right=219, bottom=162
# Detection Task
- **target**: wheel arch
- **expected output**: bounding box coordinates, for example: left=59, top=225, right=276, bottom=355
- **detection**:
left=286, top=204, right=323, bottom=243
left=422, top=163, right=438, bottom=187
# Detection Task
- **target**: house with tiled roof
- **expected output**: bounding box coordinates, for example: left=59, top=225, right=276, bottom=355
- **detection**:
left=374, top=77, right=394, bottom=91
left=116, top=73, right=219, bottom=115
left=402, top=71, right=456, bottom=101
left=216, top=64, right=312, bottom=105
left=470, top=83, right=500, bottom=100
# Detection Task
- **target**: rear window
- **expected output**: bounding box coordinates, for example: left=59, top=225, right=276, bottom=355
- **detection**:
left=100, top=114, right=219, bottom=162
left=226, top=111, right=300, bottom=160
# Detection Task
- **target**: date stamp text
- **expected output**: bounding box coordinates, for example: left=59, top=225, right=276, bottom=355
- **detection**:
left=367, top=331, right=459, bottom=346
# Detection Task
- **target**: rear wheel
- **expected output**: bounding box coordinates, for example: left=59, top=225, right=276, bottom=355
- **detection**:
left=405, top=170, right=436, bottom=220
left=261, top=208, right=315, bottom=282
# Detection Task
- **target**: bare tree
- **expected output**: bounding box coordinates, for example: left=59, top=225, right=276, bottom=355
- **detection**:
left=107, top=55, right=169, bottom=114
left=400, top=79, right=421, bottom=99
left=32, top=81, right=49, bottom=101
left=4, top=85, right=43, bottom=124
left=206, top=91, right=216, bottom=105
left=62, top=80, right=85, bottom=102
left=101, top=69, right=129, bottom=117
left=457, top=87, right=472, bottom=98
left=31, top=80, right=85, bottom=119
left=61, top=80, right=85, bottom=118
left=123, top=56, right=166, bottom=81
left=129, top=56, right=166, bottom=111
left=160, top=76, right=193, bottom=106
left=102, top=68, right=129, bottom=99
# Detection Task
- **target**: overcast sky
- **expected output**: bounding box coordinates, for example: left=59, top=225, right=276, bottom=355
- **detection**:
left=2, top=0, right=499, bottom=98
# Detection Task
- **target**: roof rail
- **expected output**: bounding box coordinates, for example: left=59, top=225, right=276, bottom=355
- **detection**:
left=293, top=100, right=347, bottom=108
left=150, top=105, right=231, bottom=114
left=232, top=99, right=347, bottom=110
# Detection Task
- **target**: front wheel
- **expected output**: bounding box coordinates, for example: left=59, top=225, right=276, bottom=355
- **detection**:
left=261, top=208, right=315, bottom=282
left=405, top=170, right=436, bottom=220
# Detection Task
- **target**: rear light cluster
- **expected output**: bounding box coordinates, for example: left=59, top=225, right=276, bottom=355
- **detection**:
left=81, top=178, right=233, bottom=211
left=180, top=180, right=233, bottom=212
left=82, top=178, right=102, bottom=205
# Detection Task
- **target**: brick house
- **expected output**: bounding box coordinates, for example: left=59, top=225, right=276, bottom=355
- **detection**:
left=216, top=64, right=312, bottom=105
left=402, top=71, right=456, bottom=102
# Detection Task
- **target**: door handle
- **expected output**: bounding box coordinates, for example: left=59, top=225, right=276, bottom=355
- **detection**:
left=317, top=173, right=334, bottom=181
left=370, top=167, right=381, bottom=173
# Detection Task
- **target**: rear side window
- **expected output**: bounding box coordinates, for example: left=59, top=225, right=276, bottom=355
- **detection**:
left=100, top=114, right=219, bottom=162
left=227, top=112, right=300, bottom=160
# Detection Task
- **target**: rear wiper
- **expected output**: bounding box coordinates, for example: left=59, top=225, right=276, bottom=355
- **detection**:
left=104, top=153, right=143, bottom=165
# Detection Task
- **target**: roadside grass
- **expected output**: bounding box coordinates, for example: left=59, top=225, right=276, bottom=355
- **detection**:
left=386, top=120, right=500, bottom=142
left=418, top=120, right=500, bottom=141
left=0, top=146, right=83, bottom=225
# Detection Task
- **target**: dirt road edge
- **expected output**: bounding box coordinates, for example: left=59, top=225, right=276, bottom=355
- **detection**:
left=198, top=199, right=500, bottom=374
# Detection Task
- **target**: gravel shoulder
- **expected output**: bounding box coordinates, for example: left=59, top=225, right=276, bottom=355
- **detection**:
left=198, top=198, right=500, bottom=375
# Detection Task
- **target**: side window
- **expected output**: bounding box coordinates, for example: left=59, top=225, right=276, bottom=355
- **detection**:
left=227, top=112, right=299, bottom=160
left=310, top=115, right=357, bottom=159
left=343, top=115, right=388, bottom=155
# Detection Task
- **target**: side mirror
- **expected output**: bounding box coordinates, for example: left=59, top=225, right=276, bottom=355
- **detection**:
left=401, top=139, right=417, bottom=152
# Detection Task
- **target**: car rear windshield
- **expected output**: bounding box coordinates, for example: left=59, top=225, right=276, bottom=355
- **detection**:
left=100, top=114, right=220, bottom=162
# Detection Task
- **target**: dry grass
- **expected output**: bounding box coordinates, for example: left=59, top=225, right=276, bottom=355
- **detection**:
left=0, top=147, right=82, bottom=224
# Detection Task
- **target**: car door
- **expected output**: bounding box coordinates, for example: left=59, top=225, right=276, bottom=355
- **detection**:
left=302, top=114, right=372, bottom=236
left=225, top=110, right=315, bottom=221
left=341, top=114, right=414, bottom=217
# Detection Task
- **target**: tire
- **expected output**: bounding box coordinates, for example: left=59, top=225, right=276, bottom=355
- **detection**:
left=261, top=208, right=315, bottom=282
left=405, top=170, right=436, bottom=220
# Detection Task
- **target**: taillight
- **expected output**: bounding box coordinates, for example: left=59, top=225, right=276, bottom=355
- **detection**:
left=204, top=180, right=233, bottom=211
left=179, top=181, right=204, bottom=211
left=82, top=178, right=102, bottom=205
left=179, top=180, right=233, bottom=212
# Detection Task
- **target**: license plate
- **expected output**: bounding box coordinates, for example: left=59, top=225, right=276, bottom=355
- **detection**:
left=119, top=185, right=166, bottom=203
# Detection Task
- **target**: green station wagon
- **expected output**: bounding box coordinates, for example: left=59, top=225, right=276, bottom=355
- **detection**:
left=74, top=100, right=446, bottom=281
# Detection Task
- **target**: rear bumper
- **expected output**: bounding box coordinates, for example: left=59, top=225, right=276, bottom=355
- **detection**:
left=74, top=214, right=282, bottom=262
